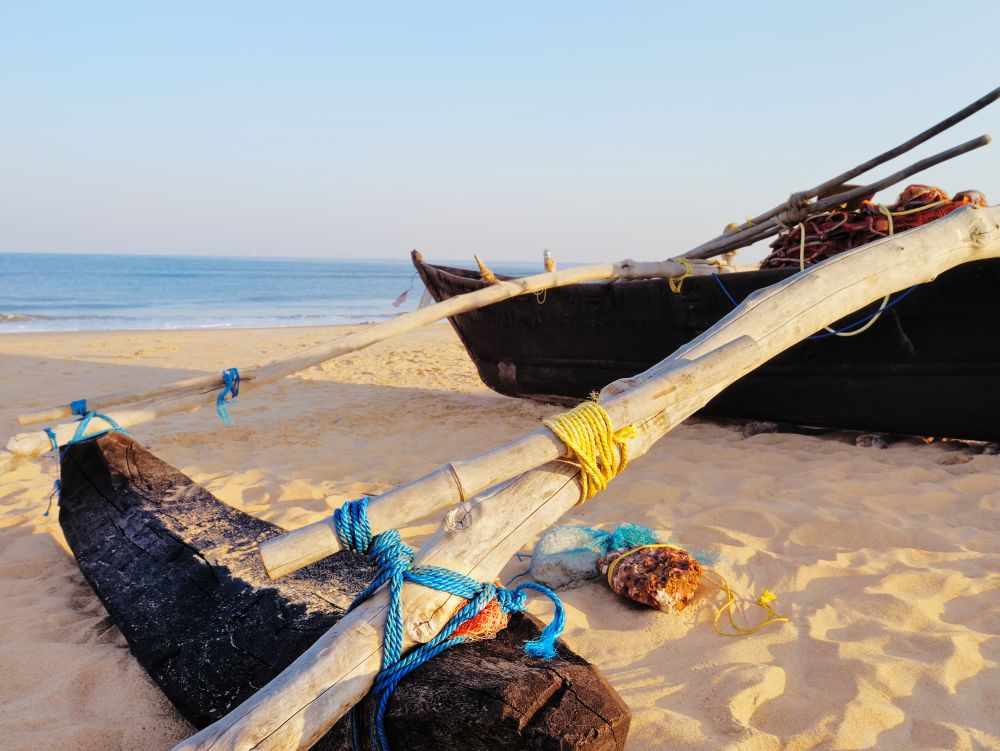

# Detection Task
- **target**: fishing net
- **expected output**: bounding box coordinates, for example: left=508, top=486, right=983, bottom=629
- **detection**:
left=760, top=184, right=987, bottom=269
left=596, top=545, right=702, bottom=612
left=527, top=523, right=661, bottom=589
left=451, top=595, right=510, bottom=642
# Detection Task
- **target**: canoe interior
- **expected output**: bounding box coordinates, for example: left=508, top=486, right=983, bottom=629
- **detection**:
left=414, top=255, right=1000, bottom=441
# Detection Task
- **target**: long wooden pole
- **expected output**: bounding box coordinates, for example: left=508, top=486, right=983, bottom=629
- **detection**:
left=680, top=133, right=991, bottom=260
left=4, top=258, right=704, bottom=458
left=11, top=129, right=988, bottom=448
left=173, top=205, right=1000, bottom=751
left=681, top=86, right=1000, bottom=255
left=258, top=336, right=761, bottom=579
left=14, top=84, right=998, bottom=433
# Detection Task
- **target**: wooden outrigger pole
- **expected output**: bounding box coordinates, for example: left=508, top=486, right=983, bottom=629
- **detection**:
left=4, top=128, right=992, bottom=470
left=172, top=205, right=1000, bottom=751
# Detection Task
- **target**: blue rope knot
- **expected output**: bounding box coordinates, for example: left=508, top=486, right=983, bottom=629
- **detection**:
left=335, top=498, right=566, bottom=751
left=42, top=412, right=129, bottom=516
left=215, top=367, right=240, bottom=426
left=70, top=399, right=88, bottom=416
left=334, top=496, right=373, bottom=554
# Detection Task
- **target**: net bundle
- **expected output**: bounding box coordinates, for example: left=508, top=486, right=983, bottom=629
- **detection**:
left=760, top=184, right=987, bottom=269
left=596, top=544, right=703, bottom=612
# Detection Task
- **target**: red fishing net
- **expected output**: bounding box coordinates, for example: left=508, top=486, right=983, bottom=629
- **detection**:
left=451, top=588, right=511, bottom=642
left=760, top=185, right=987, bottom=270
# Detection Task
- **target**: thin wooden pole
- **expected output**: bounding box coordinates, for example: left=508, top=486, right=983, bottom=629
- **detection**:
left=681, top=85, right=1000, bottom=256
left=6, top=258, right=708, bottom=457
left=681, top=134, right=991, bottom=260
left=258, top=336, right=761, bottom=579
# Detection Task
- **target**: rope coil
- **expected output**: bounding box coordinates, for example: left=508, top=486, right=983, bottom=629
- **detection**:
left=543, top=401, right=636, bottom=503
left=333, top=498, right=567, bottom=751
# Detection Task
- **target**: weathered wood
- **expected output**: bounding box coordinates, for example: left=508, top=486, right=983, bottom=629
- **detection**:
left=7, top=256, right=710, bottom=461
left=11, top=88, right=1000, bottom=441
left=177, top=205, right=1000, bottom=751
left=682, top=134, right=991, bottom=259
left=259, top=336, right=761, bottom=579
left=59, top=431, right=629, bottom=751
left=694, top=86, right=1000, bottom=244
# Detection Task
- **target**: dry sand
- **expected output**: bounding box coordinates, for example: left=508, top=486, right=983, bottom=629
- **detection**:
left=1, top=323, right=998, bottom=750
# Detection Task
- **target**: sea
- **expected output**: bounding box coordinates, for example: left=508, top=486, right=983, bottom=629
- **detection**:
left=0, top=253, right=543, bottom=334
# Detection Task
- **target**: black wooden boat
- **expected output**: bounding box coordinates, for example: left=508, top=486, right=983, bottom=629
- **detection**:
left=413, top=252, right=1000, bottom=441
left=58, top=431, right=630, bottom=750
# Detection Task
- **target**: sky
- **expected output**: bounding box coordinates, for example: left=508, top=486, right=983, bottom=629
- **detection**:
left=2, top=2, right=999, bottom=264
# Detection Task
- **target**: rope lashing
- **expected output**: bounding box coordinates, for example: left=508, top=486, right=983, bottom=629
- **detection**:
left=70, top=399, right=88, bottom=416
left=606, top=543, right=789, bottom=637
left=333, top=498, right=565, bottom=751
left=42, top=412, right=129, bottom=516
left=543, top=401, right=636, bottom=503
left=333, top=496, right=373, bottom=553
left=775, top=191, right=812, bottom=227
left=215, top=367, right=240, bottom=426
left=668, top=257, right=694, bottom=294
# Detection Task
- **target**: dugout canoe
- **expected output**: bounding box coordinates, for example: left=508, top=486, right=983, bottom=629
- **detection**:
left=57, top=431, right=630, bottom=751
left=413, top=252, right=1000, bottom=441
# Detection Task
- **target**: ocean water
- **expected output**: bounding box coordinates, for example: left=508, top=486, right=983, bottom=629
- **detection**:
left=0, top=253, right=542, bottom=333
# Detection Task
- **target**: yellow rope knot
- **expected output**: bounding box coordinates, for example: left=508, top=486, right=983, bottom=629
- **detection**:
left=667, top=257, right=694, bottom=294
left=543, top=401, right=636, bottom=503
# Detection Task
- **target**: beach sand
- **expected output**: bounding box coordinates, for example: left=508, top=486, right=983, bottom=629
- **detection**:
left=1, top=323, right=999, bottom=750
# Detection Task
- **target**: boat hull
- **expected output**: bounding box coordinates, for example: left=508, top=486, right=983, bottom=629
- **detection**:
left=58, top=432, right=630, bottom=750
left=414, top=255, right=1000, bottom=440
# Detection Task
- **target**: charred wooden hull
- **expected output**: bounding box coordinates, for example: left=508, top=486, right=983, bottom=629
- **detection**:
left=58, top=432, right=630, bottom=750
left=414, top=255, right=1000, bottom=440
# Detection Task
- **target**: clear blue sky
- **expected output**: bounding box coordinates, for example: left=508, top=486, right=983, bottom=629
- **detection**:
left=2, top=2, right=998, bottom=263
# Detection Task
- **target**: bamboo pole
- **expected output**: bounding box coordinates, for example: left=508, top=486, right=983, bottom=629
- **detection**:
left=8, top=257, right=710, bottom=449
left=173, top=205, right=1000, bottom=751
left=16, top=85, right=999, bottom=431
left=680, top=134, right=991, bottom=260
left=680, top=86, right=1000, bottom=256
left=10, top=90, right=998, bottom=443
left=258, top=335, right=761, bottom=579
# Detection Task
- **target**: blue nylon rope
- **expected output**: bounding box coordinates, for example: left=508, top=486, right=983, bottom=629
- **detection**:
left=70, top=399, right=88, bottom=416
left=215, top=368, right=240, bottom=426
left=711, top=273, right=918, bottom=339
left=42, top=413, right=129, bottom=517
left=333, top=498, right=565, bottom=751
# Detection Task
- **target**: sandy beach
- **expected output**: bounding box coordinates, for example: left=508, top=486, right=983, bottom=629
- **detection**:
left=1, top=323, right=999, bottom=750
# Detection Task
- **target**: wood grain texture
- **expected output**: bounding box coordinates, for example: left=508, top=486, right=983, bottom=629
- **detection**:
left=58, top=432, right=629, bottom=751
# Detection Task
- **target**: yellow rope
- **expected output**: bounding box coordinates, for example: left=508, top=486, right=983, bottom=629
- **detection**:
left=668, top=257, right=694, bottom=294
left=668, top=258, right=694, bottom=293
left=700, top=569, right=789, bottom=636
left=604, top=543, right=788, bottom=636
left=798, top=199, right=953, bottom=337
left=797, top=221, right=891, bottom=337
left=543, top=401, right=636, bottom=503
left=605, top=542, right=684, bottom=585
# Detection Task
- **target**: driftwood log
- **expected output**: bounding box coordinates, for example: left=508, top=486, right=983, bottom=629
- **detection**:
left=175, top=205, right=1000, bottom=751
left=58, top=431, right=630, bottom=750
